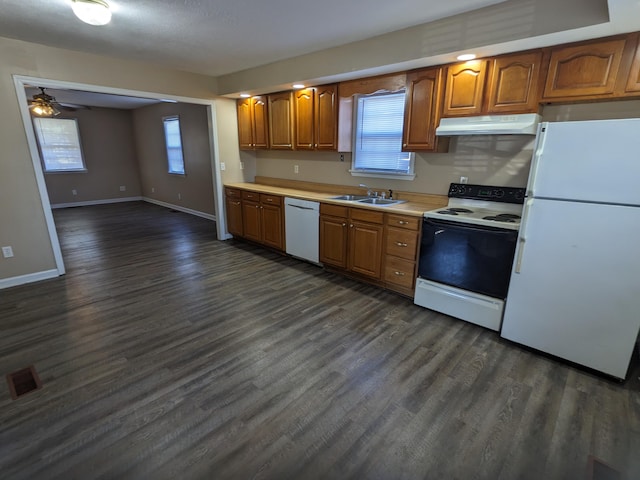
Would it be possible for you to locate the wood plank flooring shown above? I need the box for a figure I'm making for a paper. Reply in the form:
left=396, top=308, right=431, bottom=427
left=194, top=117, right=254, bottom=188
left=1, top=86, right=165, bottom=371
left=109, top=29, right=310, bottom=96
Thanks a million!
left=1, top=201, right=638, bottom=480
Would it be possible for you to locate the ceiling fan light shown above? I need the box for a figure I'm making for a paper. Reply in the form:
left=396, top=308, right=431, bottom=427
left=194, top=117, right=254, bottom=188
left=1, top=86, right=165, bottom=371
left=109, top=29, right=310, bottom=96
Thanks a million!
left=72, top=0, right=112, bottom=26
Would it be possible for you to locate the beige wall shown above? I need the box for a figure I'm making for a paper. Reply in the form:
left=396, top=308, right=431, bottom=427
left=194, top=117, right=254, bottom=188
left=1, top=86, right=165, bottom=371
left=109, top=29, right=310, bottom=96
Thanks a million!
left=133, top=102, right=215, bottom=215
left=44, top=108, right=141, bottom=204
left=0, top=36, right=215, bottom=283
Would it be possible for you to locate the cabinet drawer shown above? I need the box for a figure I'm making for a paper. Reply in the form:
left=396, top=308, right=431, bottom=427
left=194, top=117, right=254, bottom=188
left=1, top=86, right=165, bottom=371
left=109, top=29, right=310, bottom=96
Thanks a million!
left=242, top=190, right=261, bottom=201
left=350, top=208, right=384, bottom=224
left=260, top=194, right=282, bottom=206
left=386, top=214, right=420, bottom=230
left=225, top=188, right=242, bottom=198
left=384, top=256, right=416, bottom=289
left=320, top=203, right=348, bottom=218
left=386, top=228, right=419, bottom=260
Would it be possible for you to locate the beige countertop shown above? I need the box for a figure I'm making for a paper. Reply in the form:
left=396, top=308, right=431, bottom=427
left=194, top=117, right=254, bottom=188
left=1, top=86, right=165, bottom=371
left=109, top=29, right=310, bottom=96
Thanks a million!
left=225, top=182, right=447, bottom=216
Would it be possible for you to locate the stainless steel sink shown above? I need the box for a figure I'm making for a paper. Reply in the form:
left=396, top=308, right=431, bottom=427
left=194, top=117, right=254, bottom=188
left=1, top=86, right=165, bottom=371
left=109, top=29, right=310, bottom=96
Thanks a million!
left=330, top=195, right=370, bottom=201
left=357, top=198, right=405, bottom=205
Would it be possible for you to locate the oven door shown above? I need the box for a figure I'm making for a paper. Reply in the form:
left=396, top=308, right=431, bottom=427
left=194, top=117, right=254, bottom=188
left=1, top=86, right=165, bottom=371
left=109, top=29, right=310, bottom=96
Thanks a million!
left=418, top=218, right=518, bottom=299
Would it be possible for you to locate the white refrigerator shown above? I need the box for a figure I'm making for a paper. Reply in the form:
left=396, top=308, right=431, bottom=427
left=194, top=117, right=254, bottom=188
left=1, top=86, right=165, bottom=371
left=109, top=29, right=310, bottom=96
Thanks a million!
left=500, top=118, right=640, bottom=379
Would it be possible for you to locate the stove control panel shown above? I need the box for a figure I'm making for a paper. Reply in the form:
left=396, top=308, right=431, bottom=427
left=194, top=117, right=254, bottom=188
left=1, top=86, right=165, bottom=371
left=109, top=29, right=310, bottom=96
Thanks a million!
left=448, top=183, right=525, bottom=204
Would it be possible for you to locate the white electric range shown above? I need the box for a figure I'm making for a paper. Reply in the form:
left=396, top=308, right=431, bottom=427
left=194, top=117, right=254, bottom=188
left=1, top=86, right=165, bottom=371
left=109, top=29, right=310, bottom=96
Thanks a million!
left=415, top=183, right=526, bottom=331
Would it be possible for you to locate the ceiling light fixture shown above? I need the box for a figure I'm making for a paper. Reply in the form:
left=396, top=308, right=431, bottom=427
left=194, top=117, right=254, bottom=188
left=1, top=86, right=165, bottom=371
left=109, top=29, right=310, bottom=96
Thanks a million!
left=457, top=53, right=477, bottom=61
left=71, top=0, right=112, bottom=26
left=240, top=93, right=251, bottom=98
left=292, top=84, right=305, bottom=89
left=29, top=88, right=61, bottom=117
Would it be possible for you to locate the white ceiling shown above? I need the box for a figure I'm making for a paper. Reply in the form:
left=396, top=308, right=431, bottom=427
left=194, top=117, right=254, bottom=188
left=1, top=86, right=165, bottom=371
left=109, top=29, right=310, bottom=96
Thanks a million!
left=2, top=0, right=509, bottom=77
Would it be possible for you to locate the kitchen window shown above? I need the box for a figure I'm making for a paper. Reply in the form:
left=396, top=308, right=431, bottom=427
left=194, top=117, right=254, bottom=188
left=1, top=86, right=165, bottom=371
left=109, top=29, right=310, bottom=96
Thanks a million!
left=350, top=91, right=414, bottom=180
left=163, top=116, right=185, bottom=175
left=33, top=117, right=86, bottom=173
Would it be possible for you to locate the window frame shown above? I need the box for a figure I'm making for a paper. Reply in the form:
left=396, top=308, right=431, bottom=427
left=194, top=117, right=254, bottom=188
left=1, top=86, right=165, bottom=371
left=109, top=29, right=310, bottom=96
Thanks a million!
left=33, top=117, right=87, bottom=174
left=350, top=90, right=415, bottom=180
left=163, top=115, right=186, bottom=175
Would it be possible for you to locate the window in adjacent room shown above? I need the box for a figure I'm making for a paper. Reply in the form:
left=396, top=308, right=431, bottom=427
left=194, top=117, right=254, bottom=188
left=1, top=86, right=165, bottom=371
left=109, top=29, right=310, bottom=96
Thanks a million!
left=163, top=115, right=185, bottom=175
left=33, top=117, right=86, bottom=173
left=350, top=91, right=414, bottom=179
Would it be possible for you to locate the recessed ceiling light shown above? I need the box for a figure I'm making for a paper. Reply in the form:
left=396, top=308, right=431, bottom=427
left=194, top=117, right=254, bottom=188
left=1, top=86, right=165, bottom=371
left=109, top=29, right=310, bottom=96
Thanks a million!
left=292, top=84, right=305, bottom=89
left=240, top=93, right=251, bottom=98
left=71, top=0, right=112, bottom=26
left=457, top=53, right=477, bottom=61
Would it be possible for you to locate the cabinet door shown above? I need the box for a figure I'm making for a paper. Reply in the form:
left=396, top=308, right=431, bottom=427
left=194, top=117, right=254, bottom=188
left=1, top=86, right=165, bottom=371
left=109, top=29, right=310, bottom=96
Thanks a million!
left=402, top=67, right=443, bottom=151
left=314, top=84, right=338, bottom=150
left=225, top=197, right=243, bottom=237
left=486, top=52, right=542, bottom=114
left=625, top=37, right=640, bottom=93
left=348, top=221, right=383, bottom=279
left=442, top=60, right=488, bottom=117
left=242, top=201, right=261, bottom=242
left=268, top=92, right=294, bottom=149
left=261, top=204, right=284, bottom=251
left=236, top=98, right=254, bottom=150
left=252, top=96, right=269, bottom=149
left=319, top=215, right=348, bottom=268
left=294, top=88, right=315, bottom=150
left=542, top=39, right=626, bottom=99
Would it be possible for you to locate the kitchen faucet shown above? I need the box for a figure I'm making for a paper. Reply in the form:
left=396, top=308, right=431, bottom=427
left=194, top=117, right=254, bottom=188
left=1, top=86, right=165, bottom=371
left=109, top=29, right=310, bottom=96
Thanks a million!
left=359, top=184, right=378, bottom=197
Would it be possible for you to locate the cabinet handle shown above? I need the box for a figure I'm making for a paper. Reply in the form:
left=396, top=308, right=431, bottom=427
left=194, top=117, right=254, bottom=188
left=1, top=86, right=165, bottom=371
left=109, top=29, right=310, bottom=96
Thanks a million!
left=342, top=223, right=346, bottom=227
left=349, top=224, right=354, bottom=228
left=398, top=220, right=409, bottom=225
left=395, top=242, right=408, bottom=247
left=232, top=201, right=240, bottom=205
left=266, top=198, right=273, bottom=202
left=255, top=205, right=260, bottom=209
left=309, top=143, right=313, bottom=147
left=402, top=144, right=407, bottom=148
left=314, top=144, right=318, bottom=148
left=394, top=271, right=406, bottom=276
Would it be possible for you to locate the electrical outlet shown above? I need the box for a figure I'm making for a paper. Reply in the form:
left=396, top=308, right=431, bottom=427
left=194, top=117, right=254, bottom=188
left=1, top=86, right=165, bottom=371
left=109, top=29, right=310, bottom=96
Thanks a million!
left=220, top=162, right=226, bottom=171
left=240, top=162, right=244, bottom=170
left=178, top=193, right=182, bottom=200
left=340, top=154, right=345, bottom=162
left=72, top=189, right=77, bottom=196
left=119, top=185, right=126, bottom=191
left=294, top=165, right=299, bottom=174
left=460, top=176, right=468, bottom=184
left=151, top=187, right=155, bottom=193
left=2, top=246, right=14, bottom=258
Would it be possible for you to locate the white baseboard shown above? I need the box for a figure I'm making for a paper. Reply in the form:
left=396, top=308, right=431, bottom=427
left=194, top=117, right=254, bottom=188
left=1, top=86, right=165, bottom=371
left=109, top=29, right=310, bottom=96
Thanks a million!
left=142, top=197, right=216, bottom=221
left=51, top=197, right=143, bottom=209
left=0, top=269, right=60, bottom=290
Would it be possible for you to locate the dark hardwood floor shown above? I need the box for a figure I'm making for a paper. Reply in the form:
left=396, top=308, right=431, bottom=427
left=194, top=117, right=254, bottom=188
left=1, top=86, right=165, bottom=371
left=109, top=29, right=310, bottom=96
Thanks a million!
left=1, top=201, right=638, bottom=480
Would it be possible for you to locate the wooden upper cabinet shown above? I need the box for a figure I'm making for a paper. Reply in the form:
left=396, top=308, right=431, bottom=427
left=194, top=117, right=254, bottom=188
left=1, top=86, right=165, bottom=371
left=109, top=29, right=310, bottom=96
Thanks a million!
left=542, top=39, right=627, bottom=99
left=314, top=84, right=338, bottom=150
left=268, top=91, right=294, bottom=149
left=625, top=36, right=640, bottom=93
left=293, top=85, right=338, bottom=150
left=402, top=67, right=444, bottom=151
left=486, top=52, right=542, bottom=114
left=236, top=96, right=268, bottom=150
left=442, top=60, right=488, bottom=117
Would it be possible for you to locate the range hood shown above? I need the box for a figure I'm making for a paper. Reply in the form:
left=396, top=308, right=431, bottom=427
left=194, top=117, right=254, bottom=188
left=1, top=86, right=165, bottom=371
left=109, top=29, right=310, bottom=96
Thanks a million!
left=435, top=113, right=541, bottom=136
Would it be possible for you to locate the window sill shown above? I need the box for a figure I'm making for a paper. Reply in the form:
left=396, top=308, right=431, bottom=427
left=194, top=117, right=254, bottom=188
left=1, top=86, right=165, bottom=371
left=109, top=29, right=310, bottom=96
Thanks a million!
left=349, top=170, right=416, bottom=181
left=44, top=169, right=88, bottom=174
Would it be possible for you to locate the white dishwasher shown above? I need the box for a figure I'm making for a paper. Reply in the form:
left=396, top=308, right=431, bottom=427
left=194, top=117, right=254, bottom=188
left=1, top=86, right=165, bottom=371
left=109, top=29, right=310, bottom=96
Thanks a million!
left=284, top=197, right=320, bottom=264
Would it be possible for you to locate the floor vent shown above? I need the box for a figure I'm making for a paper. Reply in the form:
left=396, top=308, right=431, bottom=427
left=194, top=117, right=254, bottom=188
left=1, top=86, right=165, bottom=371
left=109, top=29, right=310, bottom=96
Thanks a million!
left=587, top=455, right=622, bottom=480
left=6, top=365, right=42, bottom=400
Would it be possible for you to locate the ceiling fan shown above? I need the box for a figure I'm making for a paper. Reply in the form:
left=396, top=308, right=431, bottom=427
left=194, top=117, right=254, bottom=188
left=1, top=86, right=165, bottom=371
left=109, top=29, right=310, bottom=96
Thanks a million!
left=28, top=87, right=89, bottom=117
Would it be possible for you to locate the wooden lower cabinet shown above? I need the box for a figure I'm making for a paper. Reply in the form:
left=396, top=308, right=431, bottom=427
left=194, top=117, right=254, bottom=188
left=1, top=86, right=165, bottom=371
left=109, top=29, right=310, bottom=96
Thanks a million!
left=383, top=213, right=421, bottom=296
left=225, top=188, right=284, bottom=251
left=319, top=204, right=384, bottom=280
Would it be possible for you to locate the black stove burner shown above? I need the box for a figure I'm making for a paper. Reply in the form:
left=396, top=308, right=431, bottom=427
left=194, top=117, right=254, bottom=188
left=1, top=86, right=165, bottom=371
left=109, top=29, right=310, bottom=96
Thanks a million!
left=483, top=216, right=517, bottom=223
left=437, top=208, right=473, bottom=215
left=494, top=213, right=521, bottom=219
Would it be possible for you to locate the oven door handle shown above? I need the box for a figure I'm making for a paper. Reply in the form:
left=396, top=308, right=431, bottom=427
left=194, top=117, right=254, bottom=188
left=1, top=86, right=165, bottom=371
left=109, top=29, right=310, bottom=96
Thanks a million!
left=424, top=218, right=518, bottom=237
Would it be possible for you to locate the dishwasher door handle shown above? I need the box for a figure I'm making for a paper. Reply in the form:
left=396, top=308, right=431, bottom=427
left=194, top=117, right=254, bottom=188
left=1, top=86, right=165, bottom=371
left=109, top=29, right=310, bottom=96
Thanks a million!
left=287, top=204, right=316, bottom=211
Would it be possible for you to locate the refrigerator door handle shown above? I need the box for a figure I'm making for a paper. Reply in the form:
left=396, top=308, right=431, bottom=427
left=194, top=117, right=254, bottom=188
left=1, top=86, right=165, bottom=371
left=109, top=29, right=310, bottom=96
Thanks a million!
left=514, top=237, right=526, bottom=273
left=526, top=123, right=547, bottom=198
